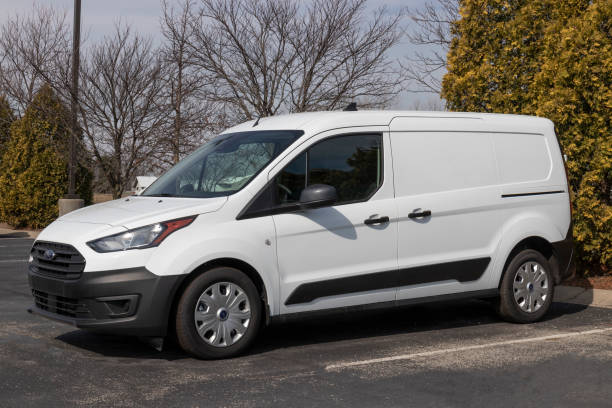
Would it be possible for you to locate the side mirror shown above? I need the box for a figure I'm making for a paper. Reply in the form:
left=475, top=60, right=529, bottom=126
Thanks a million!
left=299, top=184, right=338, bottom=210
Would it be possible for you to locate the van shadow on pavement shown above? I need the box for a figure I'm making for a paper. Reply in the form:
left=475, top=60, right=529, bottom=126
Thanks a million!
left=54, top=299, right=589, bottom=361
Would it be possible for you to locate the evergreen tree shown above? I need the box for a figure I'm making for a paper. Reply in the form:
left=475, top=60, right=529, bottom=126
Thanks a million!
left=442, top=0, right=590, bottom=112
left=0, top=95, right=14, bottom=163
left=442, top=0, right=611, bottom=272
left=0, top=85, right=92, bottom=228
left=531, top=0, right=611, bottom=270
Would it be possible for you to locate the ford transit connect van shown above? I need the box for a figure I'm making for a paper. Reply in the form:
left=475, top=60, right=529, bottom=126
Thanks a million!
left=28, top=111, right=574, bottom=359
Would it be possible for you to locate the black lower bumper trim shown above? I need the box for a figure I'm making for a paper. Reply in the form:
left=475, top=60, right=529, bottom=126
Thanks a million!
left=28, top=305, right=79, bottom=325
left=28, top=267, right=186, bottom=336
left=552, top=223, right=576, bottom=281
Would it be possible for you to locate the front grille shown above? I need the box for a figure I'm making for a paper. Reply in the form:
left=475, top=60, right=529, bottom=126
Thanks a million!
left=29, top=241, right=85, bottom=280
left=32, top=289, right=91, bottom=318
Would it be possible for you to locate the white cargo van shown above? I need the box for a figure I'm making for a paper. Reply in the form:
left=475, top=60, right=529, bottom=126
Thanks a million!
left=28, top=111, right=574, bottom=359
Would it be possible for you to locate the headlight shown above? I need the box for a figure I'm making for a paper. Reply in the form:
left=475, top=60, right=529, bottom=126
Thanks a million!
left=87, top=216, right=196, bottom=253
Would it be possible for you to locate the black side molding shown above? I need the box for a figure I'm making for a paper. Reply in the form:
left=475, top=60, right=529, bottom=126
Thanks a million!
left=285, top=269, right=397, bottom=305
left=285, top=257, right=490, bottom=306
left=273, top=289, right=499, bottom=324
left=501, top=190, right=564, bottom=198
left=397, top=257, right=490, bottom=287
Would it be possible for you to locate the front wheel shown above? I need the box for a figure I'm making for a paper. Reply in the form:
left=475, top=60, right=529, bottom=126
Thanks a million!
left=497, top=249, right=555, bottom=323
left=175, top=267, right=262, bottom=359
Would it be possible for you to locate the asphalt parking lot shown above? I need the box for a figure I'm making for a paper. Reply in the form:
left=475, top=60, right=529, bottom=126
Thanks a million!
left=1, top=236, right=611, bottom=407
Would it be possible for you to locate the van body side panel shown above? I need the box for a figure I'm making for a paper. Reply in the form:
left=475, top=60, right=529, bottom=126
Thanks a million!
left=273, top=128, right=399, bottom=314
left=487, top=207, right=569, bottom=287
left=390, top=129, right=503, bottom=300
left=488, top=126, right=571, bottom=286
left=146, top=197, right=281, bottom=315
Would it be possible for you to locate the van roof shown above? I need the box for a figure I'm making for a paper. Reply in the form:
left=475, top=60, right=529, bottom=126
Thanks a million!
left=222, top=110, right=554, bottom=136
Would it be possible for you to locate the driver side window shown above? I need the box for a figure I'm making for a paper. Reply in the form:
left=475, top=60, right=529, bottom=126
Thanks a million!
left=239, top=133, right=383, bottom=219
left=275, top=133, right=382, bottom=206
left=276, top=152, right=307, bottom=204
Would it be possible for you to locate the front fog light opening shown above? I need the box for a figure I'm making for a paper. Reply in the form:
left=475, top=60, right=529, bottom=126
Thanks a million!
left=95, top=295, right=139, bottom=318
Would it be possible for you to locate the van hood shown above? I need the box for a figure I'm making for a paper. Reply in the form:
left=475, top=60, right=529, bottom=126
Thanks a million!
left=58, top=196, right=228, bottom=229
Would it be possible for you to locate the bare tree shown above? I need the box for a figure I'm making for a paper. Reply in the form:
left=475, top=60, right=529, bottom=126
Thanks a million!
left=288, top=0, right=403, bottom=112
left=403, top=0, right=458, bottom=94
left=0, top=4, right=93, bottom=191
left=408, top=97, right=446, bottom=111
left=0, top=4, right=71, bottom=115
left=0, top=0, right=410, bottom=198
left=186, top=0, right=404, bottom=121
left=159, top=0, right=225, bottom=167
left=78, top=25, right=165, bottom=198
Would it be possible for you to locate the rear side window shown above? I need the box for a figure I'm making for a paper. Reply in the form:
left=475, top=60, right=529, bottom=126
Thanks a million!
left=493, top=133, right=551, bottom=184
left=390, top=132, right=497, bottom=196
left=276, top=134, right=382, bottom=205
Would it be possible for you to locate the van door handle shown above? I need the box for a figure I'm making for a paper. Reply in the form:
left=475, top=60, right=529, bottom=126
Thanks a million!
left=408, top=210, right=431, bottom=219
left=364, top=216, right=389, bottom=225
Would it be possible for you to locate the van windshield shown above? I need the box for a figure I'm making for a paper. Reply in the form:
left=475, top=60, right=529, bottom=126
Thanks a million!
left=143, top=130, right=303, bottom=198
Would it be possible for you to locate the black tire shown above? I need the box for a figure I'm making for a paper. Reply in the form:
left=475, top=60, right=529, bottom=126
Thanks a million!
left=175, top=267, right=262, bottom=359
left=497, top=249, right=555, bottom=323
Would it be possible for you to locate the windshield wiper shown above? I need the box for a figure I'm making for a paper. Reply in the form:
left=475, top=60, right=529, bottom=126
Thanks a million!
left=145, top=193, right=176, bottom=197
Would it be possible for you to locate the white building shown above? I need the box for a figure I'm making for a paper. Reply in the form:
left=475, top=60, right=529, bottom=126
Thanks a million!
left=133, top=176, right=157, bottom=195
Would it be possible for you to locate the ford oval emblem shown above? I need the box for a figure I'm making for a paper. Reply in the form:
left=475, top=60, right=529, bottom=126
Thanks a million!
left=43, top=249, right=56, bottom=260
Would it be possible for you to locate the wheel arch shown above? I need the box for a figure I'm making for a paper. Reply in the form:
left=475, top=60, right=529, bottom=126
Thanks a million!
left=167, top=257, right=271, bottom=336
left=498, top=236, right=562, bottom=288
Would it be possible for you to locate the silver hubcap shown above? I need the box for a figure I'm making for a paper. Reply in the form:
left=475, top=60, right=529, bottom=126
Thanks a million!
left=194, top=282, right=251, bottom=347
left=513, top=261, right=549, bottom=313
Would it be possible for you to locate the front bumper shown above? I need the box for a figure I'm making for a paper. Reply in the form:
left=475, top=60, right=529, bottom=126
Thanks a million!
left=28, top=267, right=185, bottom=336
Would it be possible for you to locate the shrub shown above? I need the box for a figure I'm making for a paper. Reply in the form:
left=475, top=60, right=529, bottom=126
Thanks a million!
left=532, top=0, right=611, bottom=272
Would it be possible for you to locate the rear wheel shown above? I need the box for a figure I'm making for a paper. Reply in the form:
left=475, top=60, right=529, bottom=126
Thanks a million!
left=497, top=249, right=554, bottom=323
left=175, top=267, right=262, bottom=359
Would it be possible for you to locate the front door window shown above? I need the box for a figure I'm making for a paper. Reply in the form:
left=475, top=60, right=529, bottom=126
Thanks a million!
left=276, top=134, right=382, bottom=206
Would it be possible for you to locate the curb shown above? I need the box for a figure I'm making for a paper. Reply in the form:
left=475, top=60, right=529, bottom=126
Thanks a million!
left=0, top=228, right=40, bottom=239
left=555, top=285, right=612, bottom=309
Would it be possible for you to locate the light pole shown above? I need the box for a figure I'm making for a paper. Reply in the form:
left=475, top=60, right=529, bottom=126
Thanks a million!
left=59, top=0, right=84, bottom=216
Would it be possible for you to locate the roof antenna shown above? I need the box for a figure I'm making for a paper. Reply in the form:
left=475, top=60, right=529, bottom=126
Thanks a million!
left=252, top=116, right=261, bottom=127
left=343, top=102, right=357, bottom=111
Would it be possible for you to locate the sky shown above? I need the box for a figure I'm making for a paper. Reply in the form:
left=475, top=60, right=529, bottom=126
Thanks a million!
left=0, top=0, right=445, bottom=108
